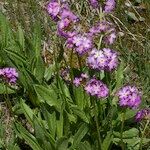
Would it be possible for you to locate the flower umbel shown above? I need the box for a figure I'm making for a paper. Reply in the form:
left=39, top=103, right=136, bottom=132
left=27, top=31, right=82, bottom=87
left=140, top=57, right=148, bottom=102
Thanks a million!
left=0, top=68, right=18, bottom=84
left=118, top=86, right=141, bottom=109
left=135, top=109, right=150, bottom=122
left=87, top=48, right=118, bottom=71
left=104, top=0, right=116, bottom=13
left=85, top=78, right=109, bottom=98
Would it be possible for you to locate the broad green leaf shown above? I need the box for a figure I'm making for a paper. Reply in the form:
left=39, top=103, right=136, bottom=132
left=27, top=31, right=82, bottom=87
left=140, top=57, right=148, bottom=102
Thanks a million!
left=17, top=25, right=24, bottom=52
left=71, top=106, right=89, bottom=123
left=33, top=116, right=45, bottom=146
left=0, top=83, right=15, bottom=94
left=14, top=122, right=42, bottom=150
left=117, top=109, right=136, bottom=121
left=113, top=128, right=139, bottom=138
left=112, top=61, right=124, bottom=106
left=34, top=84, right=61, bottom=110
left=44, top=65, right=55, bottom=81
left=34, top=56, right=45, bottom=83
left=56, top=137, right=69, bottom=150
left=4, top=49, right=26, bottom=64
left=76, top=141, right=92, bottom=150
left=56, top=112, right=64, bottom=138
left=71, top=123, right=89, bottom=149
left=0, top=12, right=12, bottom=47
left=33, top=21, right=41, bottom=57
left=102, top=132, right=113, bottom=150
left=34, top=116, right=56, bottom=148
left=66, top=112, right=77, bottom=123
left=20, top=99, right=34, bottom=125
left=123, top=128, right=139, bottom=138
left=42, top=108, right=56, bottom=138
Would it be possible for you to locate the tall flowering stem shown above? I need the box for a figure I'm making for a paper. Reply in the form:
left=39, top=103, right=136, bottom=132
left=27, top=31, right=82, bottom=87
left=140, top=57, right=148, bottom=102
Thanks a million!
left=120, top=110, right=126, bottom=150
left=4, top=84, right=13, bottom=114
left=139, top=120, right=150, bottom=150
left=91, top=96, right=102, bottom=149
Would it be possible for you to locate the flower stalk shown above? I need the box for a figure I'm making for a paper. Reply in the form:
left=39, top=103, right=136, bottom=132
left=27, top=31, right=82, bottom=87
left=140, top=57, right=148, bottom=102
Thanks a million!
left=139, top=120, right=149, bottom=150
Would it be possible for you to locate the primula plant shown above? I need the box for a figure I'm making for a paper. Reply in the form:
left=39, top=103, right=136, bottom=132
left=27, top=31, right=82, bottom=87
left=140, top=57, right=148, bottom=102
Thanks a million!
left=0, top=0, right=150, bottom=150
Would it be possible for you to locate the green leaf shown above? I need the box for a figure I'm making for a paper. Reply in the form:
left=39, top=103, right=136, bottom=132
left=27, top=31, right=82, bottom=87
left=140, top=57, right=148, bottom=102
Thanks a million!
left=14, top=122, right=42, bottom=150
left=0, top=83, right=15, bottom=94
left=56, top=137, right=69, bottom=150
left=20, top=99, right=34, bottom=125
left=113, top=128, right=139, bottom=138
left=0, top=12, right=12, bottom=47
left=44, top=65, right=55, bottom=81
left=71, top=106, right=89, bottom=123
left=112, top=61, right=124, bottom=106
left=34, top=84, right=61, bottom=110
left=17, top=25, right=24, bottom=52
left=33, top=21, right=41, bottom=57
left=34, top=56, right=45, bottom=83
left=33, top=116, right=45, bottom=146
left=117, top=109, right=136, bottom=121
left=42, top=107, right=56, bottom=138
left=74, top=87, right=86, bottom=110
left=56, top=112, right=64, bottom=138
left=71, top=123, right=89, bottom=149
left=4, top=49, right=26, bottom=64
left=123, top=128, right=139, bottom=138
left=102, top=132, right=113, bottom=150
left=66, top=112, right=77, bottom=123
left=76, top=141, right=92, bottom=150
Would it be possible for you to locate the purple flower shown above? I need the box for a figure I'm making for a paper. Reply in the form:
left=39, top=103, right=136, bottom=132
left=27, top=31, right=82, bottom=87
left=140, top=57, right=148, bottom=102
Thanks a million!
left=66, top=31, right=78, bottom=48
left=47, top=1, right=61, bottom=19
left=117, top=86, right=141, bottom=109
left=69, top=34, right=93, bottom=55
left=57, top=18, right=71, bottom=30
left=73, top=73, right=89, bottom=87
left=87, top=48, right=118, bottom=71
left=104, top=0, right=116, bottom=13
left=135, top=109, right=150, bottom=122
left=104, top=32, right=116, bottom=45
left=88, top=21, right=111, bottom=36
left=73, top=77, right=82, bottom=87
left=85, top=78, right=109, bottom=98
left=81, top=73, right=89, bottom=79
left=89, top=0, right=99, bottom=8
left=0, top=68, right=18, bottom=84
left=60, top=7, right=79, bottom=23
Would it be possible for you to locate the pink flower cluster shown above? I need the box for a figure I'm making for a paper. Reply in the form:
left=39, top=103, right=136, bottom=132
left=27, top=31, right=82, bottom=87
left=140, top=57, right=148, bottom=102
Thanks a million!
left=73, top=73, right=89, bottom=87
left=87, top=48, right=118, bottom=71
left=89, top=21, right=117, bottom=45
left=89, top=0, right=99, bottom=9
left=117, top=86, right=141, bottom=109
left=104, top=0, right=116, bottom=13
left=0, top=67, right=18, bottom=84
left=85, top=78, right=109, bottom=98
left=88, top=0, right=116, bottom=13
left=47, top=1, right=147, bottom=123
left=135, top=108, right=150, bottom=122
left=47, top=1, right=94, bottom=55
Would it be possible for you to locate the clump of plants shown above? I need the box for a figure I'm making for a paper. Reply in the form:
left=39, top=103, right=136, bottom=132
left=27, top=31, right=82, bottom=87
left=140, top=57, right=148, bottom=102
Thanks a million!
left=0, top=0, right=150, bottom=149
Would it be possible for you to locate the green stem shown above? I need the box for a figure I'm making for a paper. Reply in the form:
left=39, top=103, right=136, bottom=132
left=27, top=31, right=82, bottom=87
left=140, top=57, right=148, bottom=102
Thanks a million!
left=4, top=84, right=12, bottom=114
left=97, top=35, right=103, bottom=50
left=77, top=54, right=82, bottom=71
left=120, top=111, right=126, bottom=150
left=139, top=120, right=149, bottom=150
left=93, top=98, right=102, bottom=149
